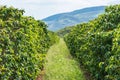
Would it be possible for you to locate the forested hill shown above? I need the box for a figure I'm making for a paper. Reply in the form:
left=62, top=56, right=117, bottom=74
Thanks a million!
left=43, top=6, right=105, bottom=31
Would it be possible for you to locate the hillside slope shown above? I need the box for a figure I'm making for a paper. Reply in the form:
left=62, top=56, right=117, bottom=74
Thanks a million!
left=43, top=6, right=105, bottom=31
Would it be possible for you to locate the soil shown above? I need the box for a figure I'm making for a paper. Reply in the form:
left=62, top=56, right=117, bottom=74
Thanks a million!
left=36, top=70, right=45, bottom=80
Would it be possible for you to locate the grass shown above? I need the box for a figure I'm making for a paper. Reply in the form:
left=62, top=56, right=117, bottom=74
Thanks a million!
left=43, top=38, right=85, bottom=80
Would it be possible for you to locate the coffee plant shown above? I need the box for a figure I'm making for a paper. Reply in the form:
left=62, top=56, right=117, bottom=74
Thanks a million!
left=64, top=5, right=120, bottom=80
left=0, top=6, right=59, bottom=79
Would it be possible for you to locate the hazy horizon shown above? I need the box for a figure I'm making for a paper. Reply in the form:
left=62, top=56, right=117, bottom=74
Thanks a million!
left=0, top=0, right=120, bottom=19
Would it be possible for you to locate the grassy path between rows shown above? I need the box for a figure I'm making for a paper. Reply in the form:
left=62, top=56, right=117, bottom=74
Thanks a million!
left=43, top=38, right=85, bottom=80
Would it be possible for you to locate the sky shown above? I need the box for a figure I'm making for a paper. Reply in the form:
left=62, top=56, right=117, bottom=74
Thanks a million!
left=0, top=0, right=120, bottom=20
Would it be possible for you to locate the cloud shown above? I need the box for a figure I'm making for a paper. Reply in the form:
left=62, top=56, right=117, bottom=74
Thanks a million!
left=108, top=0, right=120, bottom=5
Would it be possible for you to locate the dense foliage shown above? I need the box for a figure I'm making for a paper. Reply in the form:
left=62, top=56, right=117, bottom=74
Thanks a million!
left=0, top=6, right=58, bottom=79
left=56, top=26, right=72, bottom=37
left=64, top=5, right=120, bottom=80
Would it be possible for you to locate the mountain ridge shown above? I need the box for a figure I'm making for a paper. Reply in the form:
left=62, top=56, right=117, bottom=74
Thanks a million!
left=42, top=6, right=105, bottom=31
